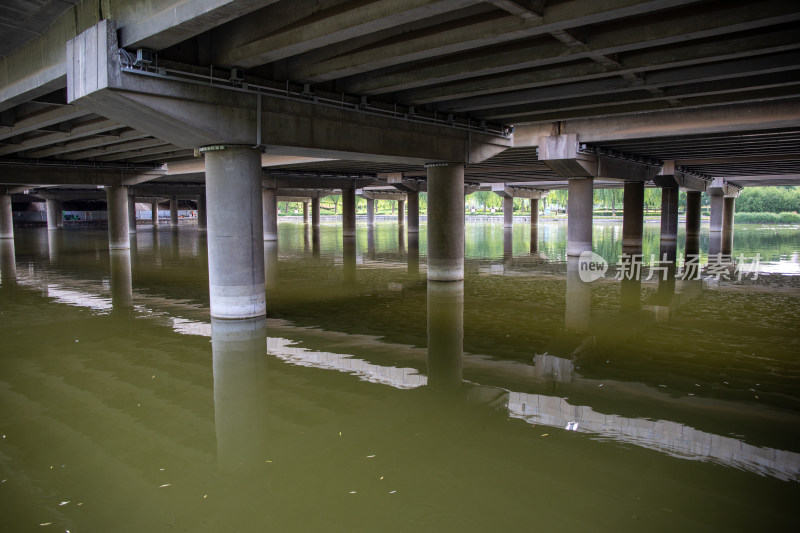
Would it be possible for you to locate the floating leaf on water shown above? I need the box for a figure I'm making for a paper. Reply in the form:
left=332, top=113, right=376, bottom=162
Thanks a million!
left=541, top=433, right=549, bottom=437
left=58, top=501, right=69, bottom=506
left=39, top=523, right=52, bottom=526
left=389, top=491, right=397, bottom=494
left=159, top=484, right=171, bottom=488
left=349, top=491, right=357, bottom=494
left=366, top=455, right=376, bottom=458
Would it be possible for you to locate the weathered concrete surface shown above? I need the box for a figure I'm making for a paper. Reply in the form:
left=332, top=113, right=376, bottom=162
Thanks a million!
left=205, top=146, right=264, bottom=319
left=262, top=188, right=277, bottom=241
left=0, top=195, right=13, bottom=239
left=427, top=163, right=464, bottom=281
left=105, top=185, right=130, bottom=250
left=622, top=181, right=644, bottom=249
left=567, top=178, right=593, bottom=256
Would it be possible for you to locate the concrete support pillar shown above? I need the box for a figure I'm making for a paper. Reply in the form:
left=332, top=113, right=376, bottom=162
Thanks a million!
left=427, top=280, right=463, bottom=392
left=709, top=195, right=724, bottom=232
left=723, top=197, right=736, bottom=232
left=426, top=163, right=465, bottom=281
left=503, top=196, right=514, bottom=228
left=530, top=198, right=539, bottom=226
left=685, top=191, right=701, bottom=237
left=302, top=201, right=309, bottom=224
left=46, top=199, right=63, bottom=230
left=0, top=195, right=13, bottom=240
left=342, top=187, right=356, bottom=238
left=366, top=198, right=375, bottom=227
left=105, top=185, right=130, bottom=250
left=170, top=195, right=179, bottom=227
left=407, top=191, right=419, bottom=233
left=311, top=197, right=321, bottom=228
left=660, top=187, right=679, bottom=242
left=622, top=181, right=644, bottom=250
left=398, top=199, right=405, bottom=226
left=197, top=194, right=207, bottom=232
left=127, top=195, right=137, bottom=234
left=567, top=178, right=593, bottom=256
left=204, top=145, right=265, bottom=319
left=151, top=200, right=160, bottom=227
left=262, top=188, right=278, bottom=241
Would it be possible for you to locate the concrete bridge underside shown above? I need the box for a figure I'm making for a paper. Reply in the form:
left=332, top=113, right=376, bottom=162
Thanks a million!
left=1, top=0, right=799, bottom=317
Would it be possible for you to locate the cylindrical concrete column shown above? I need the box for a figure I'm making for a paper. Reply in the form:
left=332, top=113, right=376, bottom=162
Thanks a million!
left=530, top=198, right=539, bottom=226
left=685, top=191, right=701, bottom=237
left=342, top=187, right=356, bottom=238
left=723, top=197, right=736, bottom=231
left=426, top=163, right=464, bottom=281
left=0, top=195, right=13, bottom=240
left=311, top=197, right=321, bottom=228
left=427, top=280, right=463, bottom=392
left=366, top=198, right=375, bottom=227
left=127, top=195, right=137, bottom=234
left=46, top=199, right=63, bottom=230
left=709, top=195, right=724, bottom=232
left=204, top=145, right=265, bottom=319
left=151, top=200, right=160, bottom=227
left=262, top=188, right=278, bottom=241
left=170, top=195, right=179, bottom=227
left=398, top=199, right=405, bottom=226
left=567, top=178, right=593, bottom=256
left=105, top=185, right=130, bottom=250
left=302, top=201, right=309, bottom=224
left=660, top=187, right=679, bottom=242
left=622, top=181, right=644, bottom=249
left=501, top=196, right=512, bottom=228
left=197, top=194, right=207, bottom=232
left=407, top=191, right=419, bottom=234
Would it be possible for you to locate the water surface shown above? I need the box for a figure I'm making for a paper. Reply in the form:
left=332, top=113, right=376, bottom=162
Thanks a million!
left=1, top=220, right=799, bottom=532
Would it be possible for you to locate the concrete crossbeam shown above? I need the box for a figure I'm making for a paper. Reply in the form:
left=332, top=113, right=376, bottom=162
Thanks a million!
left=0, top=164, right=165, bottom=187
left=514, top=99, right=800, bottom=147
left=65, top=21, right=509, bottom=165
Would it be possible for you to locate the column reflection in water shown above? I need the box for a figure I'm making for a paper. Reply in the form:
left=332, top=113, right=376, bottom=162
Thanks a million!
left=303, top=225, right=310, bottom=255
left=367, top=227, right=376, bottom=261
left=407, top=232, right=419, bottom=276
left=503, top=227, right=513, bottom=266
left=212, top=318, right=269, bottom=472
left=47, top=229, right=61, bottom=264
left=312, top=227, right=320, bottom=259
left=264, top=241, right=278, bottom=290
left=427, top=281, right=463, bottom=392
left=109, top=249, right=133, bottom=311
left=656, top=240, right=677, bottom=309
left=343, top=236, right=356, bottom=285
left=565, top=257, right=591, bottom=332
left=530, top=224, right=539, bottom=254
left=398, top=227, right=406, bottom=257
left=0, top=239, right=16, bottom=288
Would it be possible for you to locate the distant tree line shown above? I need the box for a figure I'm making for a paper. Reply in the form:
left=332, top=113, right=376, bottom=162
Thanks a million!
left=734, top=186, right=800, bottom=213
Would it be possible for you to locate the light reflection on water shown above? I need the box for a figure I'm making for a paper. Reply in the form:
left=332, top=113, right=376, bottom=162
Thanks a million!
left=1, top=222, right=799, bottom=531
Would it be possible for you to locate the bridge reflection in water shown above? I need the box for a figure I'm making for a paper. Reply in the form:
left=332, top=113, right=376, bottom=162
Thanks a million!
left=15, top=253, right=797, bottom=482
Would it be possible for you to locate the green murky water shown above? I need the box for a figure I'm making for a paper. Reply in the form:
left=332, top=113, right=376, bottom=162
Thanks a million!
left=1, top=220, right=799, bottom=532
